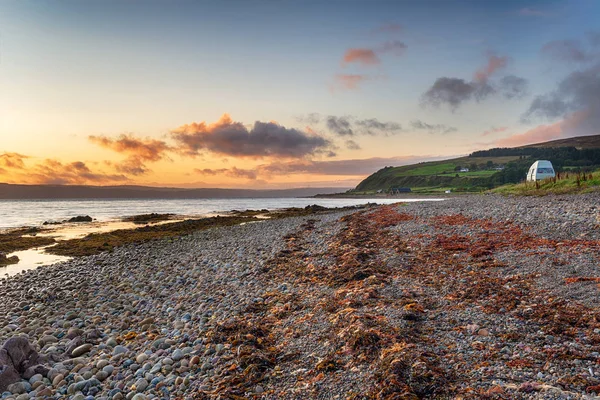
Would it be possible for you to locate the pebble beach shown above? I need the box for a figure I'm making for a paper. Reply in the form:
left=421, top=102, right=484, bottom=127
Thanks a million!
left=1, top=193, right=600, bottom=399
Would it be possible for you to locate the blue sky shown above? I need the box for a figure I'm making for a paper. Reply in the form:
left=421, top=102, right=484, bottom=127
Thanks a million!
left=0, top=0, right=599, bottom=187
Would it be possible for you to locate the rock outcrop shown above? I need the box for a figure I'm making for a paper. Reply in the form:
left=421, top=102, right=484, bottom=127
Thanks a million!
left=0, top=337, right=48, bottom=392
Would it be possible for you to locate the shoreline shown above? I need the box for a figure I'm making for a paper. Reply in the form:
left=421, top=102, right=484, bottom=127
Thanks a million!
left=0, top=202, right=392, bottom=277
left=1, top=193, right=599, bottom=398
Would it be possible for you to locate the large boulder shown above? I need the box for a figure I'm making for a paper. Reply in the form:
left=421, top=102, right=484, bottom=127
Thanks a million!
left=0, top=337, right=48, bottom=392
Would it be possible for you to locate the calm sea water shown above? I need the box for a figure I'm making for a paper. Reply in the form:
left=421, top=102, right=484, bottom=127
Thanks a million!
left=0, top=197, right=444, bottom=229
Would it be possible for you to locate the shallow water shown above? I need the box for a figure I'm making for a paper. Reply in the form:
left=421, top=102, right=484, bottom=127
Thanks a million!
left=1, top=246, right=71, bottom=278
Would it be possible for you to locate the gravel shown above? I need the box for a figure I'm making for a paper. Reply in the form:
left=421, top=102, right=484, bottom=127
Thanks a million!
left=0, top=193, right=599, bottom=399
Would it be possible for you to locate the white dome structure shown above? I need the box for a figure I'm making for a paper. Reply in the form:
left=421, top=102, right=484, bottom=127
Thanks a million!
left=526, top=160, right=555, bottom=182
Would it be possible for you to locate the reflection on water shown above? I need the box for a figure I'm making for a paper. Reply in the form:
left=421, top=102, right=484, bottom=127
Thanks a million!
left=0, top=246, right=71, bottom=278
left=36, top=218, right=186, bottom=240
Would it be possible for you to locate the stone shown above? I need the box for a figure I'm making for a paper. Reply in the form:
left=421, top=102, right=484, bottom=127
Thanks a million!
left=52, top=373, right=65, bottom=386
left=102, top=365, right=114, bottom=375
left=113, top=345, right=128, bottom=356
left=71, top=344, right=93, bottom=358
left=135, top=354, right=148, bottom=364
left=37, top=387, right=53, bottom=397
left=466, top=324, right=480, bottom=335
left=172, top=349, right=184, bottom=361
left=7, top=381, right=31, bottom=394
left=95, top=371, right=109, bottom=381
left=29, top=373, right=43, bottom=384
left=39, top=335, right=58, bottom=346
left=65, top=337, right=83, bottom=357
left=66, top=328, right=84, bottom=339
left=134, top=378, right=148, bottom=392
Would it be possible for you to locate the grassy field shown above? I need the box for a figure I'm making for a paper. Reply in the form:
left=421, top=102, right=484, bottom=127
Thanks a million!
left=492, top=171, right=600, bottom=195
left=382, top=156, right=521, bottom=178
left=436, top=170, right=499, bottom=178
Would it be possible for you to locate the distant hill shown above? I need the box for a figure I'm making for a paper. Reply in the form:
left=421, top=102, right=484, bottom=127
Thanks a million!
left=520, top=134, right=600, bottom=149
left=355, top=134, right=600, bottom=193
left=0, top=184, right=348, bottom=200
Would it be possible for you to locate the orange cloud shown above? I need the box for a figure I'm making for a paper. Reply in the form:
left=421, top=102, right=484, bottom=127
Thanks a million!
left=0, top=158, right=128, bottom=185
left=0, top=153, right=28, bottom=169
left=494, top=111, right=589, bottom=147
left=474, top=55, right=508, bottom=82
left=481, top=126, right=508, bottom=137
left=89, top=133, right=172, bottom=176
left=333, top=74, right=368, bottom=90
left=342, top=48, right=380, bottom=66
left=89, top=134, right=171, bottom=162
left=194, top=166, right=257, bottom=180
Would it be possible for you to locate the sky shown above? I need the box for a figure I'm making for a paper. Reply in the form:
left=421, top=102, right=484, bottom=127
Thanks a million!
left=0, top=0, right=599, bottom=189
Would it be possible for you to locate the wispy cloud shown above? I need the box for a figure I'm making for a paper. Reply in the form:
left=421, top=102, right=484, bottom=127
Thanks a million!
left=194, top=167, right=257, bottom=180
left=260, top=156, right=447, bottom=176
left=342, top=48, right=380, bottom=66
left=542, top=39, right=593, bottom=63
left=332, top=74, right=369, bottom=90
left=0, top=158, right=129, bottom=185
left=519, top=35, right=600, bottom=143
left=421, top=54, right=527, bottom=110
left=89, top=134, right=172, bottom=176
left=379, top=40, right=407, bottom=56
left=89, top=134, right=171, bottom=162
left=345, top=140, right=361, bottom=150
left=494, top=119, right=563, bottom=147
left=474, top=55, right=508, bottom=82
left=325, top=115, right=402, bottom=136
left=410, top=120, right=457, bottom=134
left=481, top=126, right=508, bottom=137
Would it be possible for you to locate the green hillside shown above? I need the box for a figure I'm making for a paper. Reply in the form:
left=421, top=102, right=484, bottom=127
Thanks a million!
left=354, top=135, right=600, bottom=193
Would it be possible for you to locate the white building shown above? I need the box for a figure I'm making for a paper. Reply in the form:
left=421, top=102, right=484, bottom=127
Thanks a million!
left=526, top=160, right=556, bottom=182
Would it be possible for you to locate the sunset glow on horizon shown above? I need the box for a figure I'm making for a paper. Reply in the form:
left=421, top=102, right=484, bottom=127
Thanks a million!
left=1, top=0, right=599, bottom=188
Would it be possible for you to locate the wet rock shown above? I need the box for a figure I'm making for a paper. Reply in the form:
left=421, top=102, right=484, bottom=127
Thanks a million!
left=67, top=215, right=93, bottom=223
left=0, top=253, right=19, bottom=266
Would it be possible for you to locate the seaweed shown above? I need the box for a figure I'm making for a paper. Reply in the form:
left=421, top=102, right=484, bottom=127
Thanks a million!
left=0, top=228, right=55, bottom=253
left=122, top=213, right=175, bottom=224
left=47, top=215, right=259, bottom=257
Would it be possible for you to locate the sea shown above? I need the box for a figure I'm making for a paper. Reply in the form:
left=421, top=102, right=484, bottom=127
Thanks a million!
left=0, top=197, right=445, bottom=277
